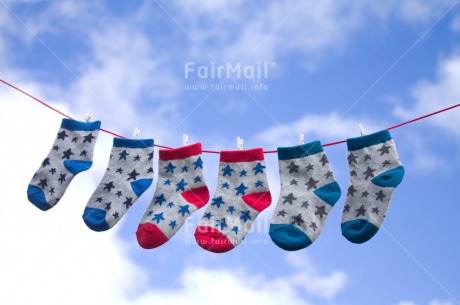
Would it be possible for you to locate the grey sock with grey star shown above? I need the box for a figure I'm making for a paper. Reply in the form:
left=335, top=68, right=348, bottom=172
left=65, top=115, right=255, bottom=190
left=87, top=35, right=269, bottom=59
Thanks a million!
left=27, top=118, right=101, bottom=211
left=341, top=130, right=405, bottom=244
left=83, top=137, right=154, bottom=231
left=269, top=141, right=341, bottom=251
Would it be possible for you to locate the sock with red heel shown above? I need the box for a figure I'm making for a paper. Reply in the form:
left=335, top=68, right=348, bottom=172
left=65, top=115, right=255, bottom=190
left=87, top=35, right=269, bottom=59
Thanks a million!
left=136, top=143, right=210, bottom=249
left=194, top=148, right=272, bottom=253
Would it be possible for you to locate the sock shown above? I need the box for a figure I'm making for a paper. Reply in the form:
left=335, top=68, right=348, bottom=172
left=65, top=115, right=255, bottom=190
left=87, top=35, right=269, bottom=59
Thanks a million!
left=27, top=118, right=101, bottom=211
left=269, top=141, right=341, bottom=251
left=136, top=143, right=210, bottom=249
left=341, top=130, right=404, bottom=244
left=194, top=148, right=272, bottom=253
left=83, top=137, right=154, bottom=232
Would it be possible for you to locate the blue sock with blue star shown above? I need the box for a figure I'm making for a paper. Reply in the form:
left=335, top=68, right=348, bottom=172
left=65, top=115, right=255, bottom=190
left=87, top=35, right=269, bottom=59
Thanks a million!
left=342, top=130, right=404, bottom=244
left=27, top=118, right=101, bottom=211
left=194, top=148, right=272, bottom=253
left=136, top=143, right=209, bottom=249
left=83, top=137, right=154, bottom=232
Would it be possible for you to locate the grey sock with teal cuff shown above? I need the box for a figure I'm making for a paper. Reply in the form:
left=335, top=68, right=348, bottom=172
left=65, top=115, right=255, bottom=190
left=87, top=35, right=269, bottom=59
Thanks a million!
left=341, top=130, right=404, bottom=244
left=269, top=141, right=341, bottom=251
left=27, top=118, right=101, bottom=211
left=83, top=137, right=154, bottom=231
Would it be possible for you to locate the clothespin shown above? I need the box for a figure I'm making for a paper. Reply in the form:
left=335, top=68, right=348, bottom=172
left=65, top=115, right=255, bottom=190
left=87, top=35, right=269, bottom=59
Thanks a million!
left=183, top=134, right=189, bottom=146
left=132, top=127, right=140, bottom=139
left=298, top=132, right=304, bottom=144
left=358, top=123, right=366, bottom=136
left=237, top=137, right=244, bottom=150
left=85, top=110, right=93, bottom=122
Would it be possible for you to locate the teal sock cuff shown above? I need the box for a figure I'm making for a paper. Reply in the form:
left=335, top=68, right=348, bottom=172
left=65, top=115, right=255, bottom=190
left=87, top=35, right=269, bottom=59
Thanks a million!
left=347, top=130, right=392, bottom=151
left=277, top=140, right=323, bottom=160
left=113, top=137, right=154, bottom=148
left=61, top=118, right=101, bottom=131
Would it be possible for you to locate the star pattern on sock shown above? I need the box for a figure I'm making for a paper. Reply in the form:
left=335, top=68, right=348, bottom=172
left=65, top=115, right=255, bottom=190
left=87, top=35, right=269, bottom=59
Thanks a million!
left=291, top=214, right=305, bottom=226
left=42, top=158, right=50, bottom=167
left=195, top=155, right=270, bottom=252
left=253, top=162, right=266, bottom=174
left=83, top=141, right=155, bottom=231
left=83, top=133, right=96, bottom=143
left=57, top=130, right=68, bottom=140
left=283, top=193, right=297, bottom=204
left=119, top=150, right=129, bottom=161
left=287, top=162, right=299, bottom=173
left=235, top=183, right=248, bottom=195
left=136, top=150, right=209, bottom=248
left=152, top=212, right=164, bottom=224
left=314, top=205, right=327, bottom=219
left=240, top=210, right=251, bottom=222
left=270, top=148, right=341, bottom=251
left=341, top=135, right=404, bottom=244
left=62, top=148, right=74, bottom=160
left=277, top=210, right=287, bottom=217
left=211, top=196, right=225, bottom=208
left=29, top=122, right=101, bottom=211
left=222, top=164, right=234, bottom=176
left=127, top=169, right=140, bottom=181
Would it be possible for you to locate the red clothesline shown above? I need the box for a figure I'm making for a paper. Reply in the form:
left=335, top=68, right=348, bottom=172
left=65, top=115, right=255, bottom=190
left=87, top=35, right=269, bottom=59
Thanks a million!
left=1, top=78, right=459, bottom=154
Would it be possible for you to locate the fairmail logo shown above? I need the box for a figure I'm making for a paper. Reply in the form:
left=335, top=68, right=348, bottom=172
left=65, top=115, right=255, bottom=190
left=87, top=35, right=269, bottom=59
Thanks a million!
left=184, top=61, right=275, bottom=79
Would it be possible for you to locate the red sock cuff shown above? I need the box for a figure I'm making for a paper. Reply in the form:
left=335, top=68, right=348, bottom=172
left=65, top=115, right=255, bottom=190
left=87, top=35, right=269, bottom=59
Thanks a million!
left=220, top=148, right=264, bottom=163
left=159, top=143, right=202, bottom=161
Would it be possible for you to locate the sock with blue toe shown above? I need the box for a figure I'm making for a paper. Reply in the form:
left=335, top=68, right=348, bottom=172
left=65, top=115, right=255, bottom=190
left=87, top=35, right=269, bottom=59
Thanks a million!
left=27, top=118, right=101, bottom=211
left=269, top=141, right=341, bottom=251
left=83, top=137, right=154, bottom=231
left=341, top=130, right=404, bottom=244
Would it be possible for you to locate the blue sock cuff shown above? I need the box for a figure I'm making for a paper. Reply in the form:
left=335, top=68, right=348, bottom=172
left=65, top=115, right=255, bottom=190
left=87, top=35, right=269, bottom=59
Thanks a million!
left=113, top=137, right=154, bottom=149
left=277, top=140, right=323, bottom=160
left=61, top=118, right=101, bottom=131
left=347, top=130, right=392, bottom=151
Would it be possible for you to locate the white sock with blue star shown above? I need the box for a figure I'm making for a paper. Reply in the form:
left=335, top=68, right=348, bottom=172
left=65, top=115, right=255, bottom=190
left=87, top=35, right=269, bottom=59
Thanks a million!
left=83, top=137, right=154, bottom=231
left=194, top=148, right=272, bottom=253
left=342, top=130, right=404, bottom=244
left=27, top=118, right=101, bottom=211
left=136, top=143, right=210, bottom=249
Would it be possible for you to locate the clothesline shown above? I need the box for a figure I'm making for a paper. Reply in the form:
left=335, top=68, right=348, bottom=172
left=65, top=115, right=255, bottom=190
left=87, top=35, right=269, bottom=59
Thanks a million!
left=1, top=78, right=459, bottom=153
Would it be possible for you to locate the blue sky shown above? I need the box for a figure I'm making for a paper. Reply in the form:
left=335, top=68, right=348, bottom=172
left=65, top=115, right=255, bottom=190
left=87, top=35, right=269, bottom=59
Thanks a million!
left=1, top=1, right=460, bottom=305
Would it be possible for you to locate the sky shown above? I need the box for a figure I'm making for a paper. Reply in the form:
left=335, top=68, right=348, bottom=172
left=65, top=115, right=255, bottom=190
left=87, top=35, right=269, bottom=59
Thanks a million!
left=1, top=1, right=460, bottom=304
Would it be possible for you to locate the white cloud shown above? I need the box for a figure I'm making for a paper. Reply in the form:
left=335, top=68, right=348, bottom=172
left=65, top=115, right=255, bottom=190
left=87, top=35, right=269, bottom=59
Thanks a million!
left=0, top=0, right=181, bottom=141
left=172, top=0, right=454, bottom=67
left=285, top=252, right=347, bottom=299
left=451, top=16, right=460, bottom=31
left=0, top=96, right=146, bottom=305
left=173, top=0, right=363, bottom=64
left=124, top=251, right=347, bottom=305
left=394, top=54, right=460, bottom=136
left=429, top=300, right=455, bottom=305
left=60, top=21, right=181, bottom=137
left=130, top=267, right=311, bottom=305
left=386, top=53, right=460, bottom=172
left=396, top=300, right=455, bottom=305
left=395, top=0, right=452, bottom=24
left=367, top=0, right=455, bottom=24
